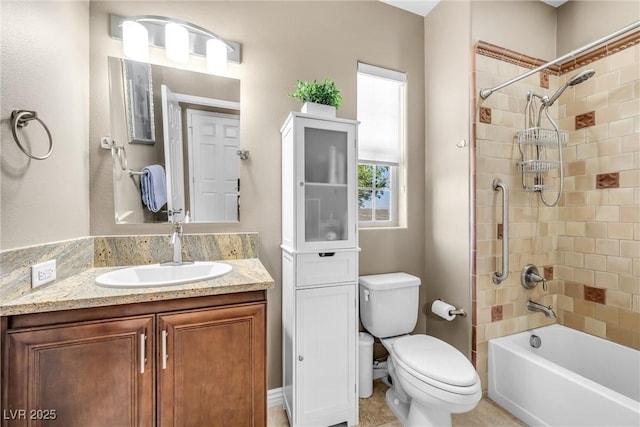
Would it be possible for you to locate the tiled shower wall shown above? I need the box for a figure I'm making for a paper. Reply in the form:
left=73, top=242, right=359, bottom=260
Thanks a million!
left=473, top=45, right=560, bottom=389
left=472, top=34, right=640, bottom=388
left=554, top=42, right=640, bottom=349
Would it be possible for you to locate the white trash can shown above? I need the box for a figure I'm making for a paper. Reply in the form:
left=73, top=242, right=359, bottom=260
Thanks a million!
left=358, top=332, right=374, bottom=398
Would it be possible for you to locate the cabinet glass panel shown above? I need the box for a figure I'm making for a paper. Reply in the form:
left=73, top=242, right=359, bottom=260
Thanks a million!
left=304, top=127, right=348, bottom=243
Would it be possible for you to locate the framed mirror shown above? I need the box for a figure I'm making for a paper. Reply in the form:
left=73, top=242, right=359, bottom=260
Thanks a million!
left=108, top=57, right=241, bottom=224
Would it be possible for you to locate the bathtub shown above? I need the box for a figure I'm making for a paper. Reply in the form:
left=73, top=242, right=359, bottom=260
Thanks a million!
left=488, top=324, right=640, bottom=427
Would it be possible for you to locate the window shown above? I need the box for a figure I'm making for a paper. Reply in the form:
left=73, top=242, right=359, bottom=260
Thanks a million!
left=357, top=63, right=406, bottom=227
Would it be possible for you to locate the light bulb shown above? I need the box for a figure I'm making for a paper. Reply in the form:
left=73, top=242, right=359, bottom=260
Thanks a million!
left=122, top=21, right=149, bottom=61
left=165, top=22, right=189, bottom=63
left=206, top=38, right=228, bottom=75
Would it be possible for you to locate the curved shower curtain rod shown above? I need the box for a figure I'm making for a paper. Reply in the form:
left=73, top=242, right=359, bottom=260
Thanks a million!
left=479, top=20, right=640, bottom=100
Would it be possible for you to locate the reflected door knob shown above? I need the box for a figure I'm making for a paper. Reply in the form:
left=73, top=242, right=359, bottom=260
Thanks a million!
left=298, top=355, right=304, bottom=361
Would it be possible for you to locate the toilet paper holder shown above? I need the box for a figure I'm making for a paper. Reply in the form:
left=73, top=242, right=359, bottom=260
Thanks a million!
left=449, top=307, right=467, bottom=317
left=433, top=299, right=467, bottom=318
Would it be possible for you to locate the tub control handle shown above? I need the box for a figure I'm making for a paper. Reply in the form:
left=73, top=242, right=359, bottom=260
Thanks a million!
left=522, top=264, right=547, bottom=291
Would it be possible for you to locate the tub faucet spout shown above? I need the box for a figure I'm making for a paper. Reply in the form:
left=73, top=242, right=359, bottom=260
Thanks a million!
left=526, top=299, right=557, bottom=319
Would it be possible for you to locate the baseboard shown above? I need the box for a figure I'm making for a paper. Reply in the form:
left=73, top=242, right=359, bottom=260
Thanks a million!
left=267, top=387, right=284, bottom=408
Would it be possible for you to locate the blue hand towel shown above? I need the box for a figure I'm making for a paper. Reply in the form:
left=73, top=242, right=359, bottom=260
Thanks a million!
left=140, top=165, right=167, bottom=213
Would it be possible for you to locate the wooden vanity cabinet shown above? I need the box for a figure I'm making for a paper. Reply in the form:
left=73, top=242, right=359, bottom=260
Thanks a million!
left=5, top=316, right=155, bottom=427
left=158, top=303, right=266, bottom=427
left=1, top=292, right=266, bottom=427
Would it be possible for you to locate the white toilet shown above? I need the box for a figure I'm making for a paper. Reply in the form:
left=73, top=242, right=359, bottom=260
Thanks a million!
left=359, top=272, right=481, bottom=427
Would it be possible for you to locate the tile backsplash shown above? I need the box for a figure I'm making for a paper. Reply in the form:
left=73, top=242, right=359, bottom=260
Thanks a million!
left=1, top=233, right=260, bottom=303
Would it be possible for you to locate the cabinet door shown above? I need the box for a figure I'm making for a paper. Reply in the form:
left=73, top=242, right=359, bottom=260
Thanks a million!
left=295, top=285, right=357, bottom=426
left=295, top=118, right=357, bottom=251
left=158, top=303, right=266, bottom=427
left=5, top=316, right=154, bottom=427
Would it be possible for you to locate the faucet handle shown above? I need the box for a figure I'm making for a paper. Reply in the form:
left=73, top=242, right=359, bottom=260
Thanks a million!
left=528, top=272, right=548, bottom=291
left=521, top=264, right=548, bottom=291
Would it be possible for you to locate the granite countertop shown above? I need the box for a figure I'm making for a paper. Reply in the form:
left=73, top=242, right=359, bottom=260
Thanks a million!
left=1, top=258, right=274, bottom=316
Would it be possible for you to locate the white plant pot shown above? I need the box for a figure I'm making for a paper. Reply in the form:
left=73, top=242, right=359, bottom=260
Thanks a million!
left=301, top=102, right=337, bottom=118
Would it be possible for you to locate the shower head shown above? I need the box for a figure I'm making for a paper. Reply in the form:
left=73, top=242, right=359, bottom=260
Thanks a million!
left=544, top=69, right=595, bottom=107
left=568, top=69, right=596, bottom=86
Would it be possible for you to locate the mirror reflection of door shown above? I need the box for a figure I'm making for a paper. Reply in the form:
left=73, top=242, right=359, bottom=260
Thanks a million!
left=187, top=110, right=240, bottom=222
left=108, top=57, right=241, bottom=224
left=161, top=84, right=186, bottom=222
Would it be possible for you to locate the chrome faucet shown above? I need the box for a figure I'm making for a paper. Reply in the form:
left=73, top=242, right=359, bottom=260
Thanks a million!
left=526, top=299, right=557, bottom=319
left=170, top=222, right=183, bottom=264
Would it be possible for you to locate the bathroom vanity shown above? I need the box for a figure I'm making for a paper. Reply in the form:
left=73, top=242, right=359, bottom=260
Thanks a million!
left=0, top=244, right=273, bottom=427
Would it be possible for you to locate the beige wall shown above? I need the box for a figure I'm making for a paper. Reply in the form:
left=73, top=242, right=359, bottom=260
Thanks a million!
left=424, top=0, right=472, bottom=356
left=557, top=0, right=640, bottom=56
left=471, top=0, right=557, bottom=60
left=89, top=1, right=425, bottom=389
left=1, top=1, right=90, bottom=250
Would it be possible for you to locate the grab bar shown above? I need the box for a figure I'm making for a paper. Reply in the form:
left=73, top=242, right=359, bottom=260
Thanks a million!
left=493, top=179, right=509, bottom=284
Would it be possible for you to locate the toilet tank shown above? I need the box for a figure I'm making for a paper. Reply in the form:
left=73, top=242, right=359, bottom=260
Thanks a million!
left=359, top=272, right=421, bottom=339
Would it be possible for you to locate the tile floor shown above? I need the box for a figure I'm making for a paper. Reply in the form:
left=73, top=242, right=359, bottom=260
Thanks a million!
left=267, top=380, right=526, bottom=427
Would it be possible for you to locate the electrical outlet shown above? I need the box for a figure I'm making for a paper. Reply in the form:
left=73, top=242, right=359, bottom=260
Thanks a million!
left=31, top=259, right=56, bottom=288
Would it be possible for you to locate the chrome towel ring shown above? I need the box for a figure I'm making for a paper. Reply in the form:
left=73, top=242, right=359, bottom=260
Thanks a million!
left=11, top=110, right=53, bottom=160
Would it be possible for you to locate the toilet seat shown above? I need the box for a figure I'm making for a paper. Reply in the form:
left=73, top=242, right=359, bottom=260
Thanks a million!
left=392, top=335, right=480, bottom=395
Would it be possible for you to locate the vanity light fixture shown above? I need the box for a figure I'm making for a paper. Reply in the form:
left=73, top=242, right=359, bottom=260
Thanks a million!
left=122, top=21, right=149, bottom=61
left=111, top=15, right=241, bottom=73
left=206, top=38, right=228, bottom=74
left=164, top=22, right=189, bottom=63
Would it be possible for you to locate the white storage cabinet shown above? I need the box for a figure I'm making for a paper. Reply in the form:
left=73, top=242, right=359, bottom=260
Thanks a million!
left=281, top=113, right=359, bottom=426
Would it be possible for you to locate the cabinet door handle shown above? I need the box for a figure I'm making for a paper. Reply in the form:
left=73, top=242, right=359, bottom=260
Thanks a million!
left=140, top=333, right=147, bottom=374
left=161, top=330, right=168, bottom=370
left=319, top=252, right=335, bottom=257
left=298, top=355, right=304, bottom=362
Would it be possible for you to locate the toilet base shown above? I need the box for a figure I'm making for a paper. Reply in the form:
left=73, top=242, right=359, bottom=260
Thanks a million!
left=385, top=387, right=454, bottom=427
left=384, top=388, right=410, bottom=425
left=407, top=400, right=452, bottom=427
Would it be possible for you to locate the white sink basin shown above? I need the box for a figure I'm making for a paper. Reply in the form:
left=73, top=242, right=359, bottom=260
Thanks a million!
left=95, top=261, right=233, bottom=288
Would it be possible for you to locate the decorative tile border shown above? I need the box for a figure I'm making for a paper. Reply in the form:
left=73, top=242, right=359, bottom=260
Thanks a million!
left=561, top=30, right=640, bottom=74
left=476, top=30, right=640, bottom=76
left=475, top=41, right=560, bottom=74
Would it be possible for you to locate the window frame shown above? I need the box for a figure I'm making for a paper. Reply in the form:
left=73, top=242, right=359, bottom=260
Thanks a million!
left=356, top=62, right=407, bottom=229
left=357, top=162, right=398, bottom=227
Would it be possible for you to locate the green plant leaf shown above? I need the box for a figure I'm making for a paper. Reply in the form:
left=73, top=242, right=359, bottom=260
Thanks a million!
left=288, top=78, right=343, bottom=108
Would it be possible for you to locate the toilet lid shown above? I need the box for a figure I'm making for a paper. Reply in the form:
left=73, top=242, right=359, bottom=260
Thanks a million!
left=393, top=335, right=478, bottom=387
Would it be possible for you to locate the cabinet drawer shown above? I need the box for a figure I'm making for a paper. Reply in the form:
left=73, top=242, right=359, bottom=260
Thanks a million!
left=296, top=251, right=357, bottom=287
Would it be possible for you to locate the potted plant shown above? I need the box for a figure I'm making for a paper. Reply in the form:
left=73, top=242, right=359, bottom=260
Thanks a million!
left=289, top=78, right=343, bottom=117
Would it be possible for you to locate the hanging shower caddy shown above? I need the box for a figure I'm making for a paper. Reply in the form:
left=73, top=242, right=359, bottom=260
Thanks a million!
left=516, top=91, right=567, bottom=202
